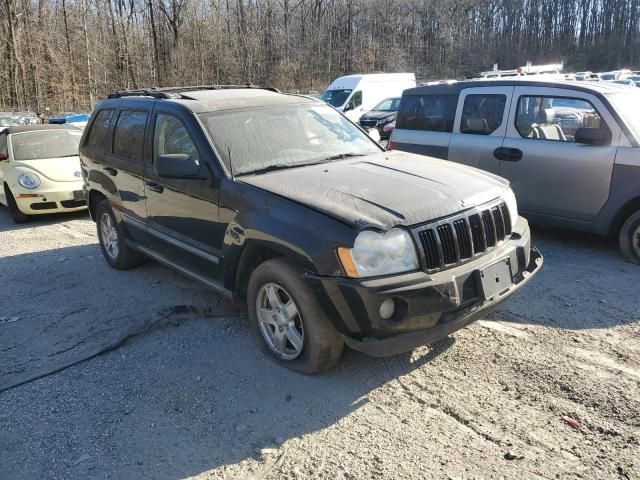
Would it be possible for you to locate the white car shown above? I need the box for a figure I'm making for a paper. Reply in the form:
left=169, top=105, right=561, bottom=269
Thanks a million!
left=0, top=125, right=86, bottom=223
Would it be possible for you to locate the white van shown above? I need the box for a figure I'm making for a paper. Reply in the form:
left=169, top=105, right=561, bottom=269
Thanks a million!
left=320, top=73, right=416, bottom=122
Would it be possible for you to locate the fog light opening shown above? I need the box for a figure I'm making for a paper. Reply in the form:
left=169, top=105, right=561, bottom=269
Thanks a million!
left=379, top=298, right=396, bottom=320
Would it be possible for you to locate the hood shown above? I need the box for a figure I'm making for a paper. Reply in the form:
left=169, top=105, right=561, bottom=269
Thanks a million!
left=239, top=151, right=509, bottom=229
left=360, top=111, right=397, bottom=122
left=13, top=156, right=82, bottom=182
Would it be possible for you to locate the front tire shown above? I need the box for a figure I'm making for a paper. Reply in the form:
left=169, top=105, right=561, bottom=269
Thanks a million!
left=247, top=258, right=344, bottom=374
left=96, top=199, right=145, bottom=269
left=619, top=210, right=640, bottom=264
left=4, top=186, right=29, bottom=224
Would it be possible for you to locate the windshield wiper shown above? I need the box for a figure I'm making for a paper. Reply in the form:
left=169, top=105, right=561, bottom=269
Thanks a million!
left=322, top=152, right=367, bottom=161
left=237, top=161, right=322, bottom=176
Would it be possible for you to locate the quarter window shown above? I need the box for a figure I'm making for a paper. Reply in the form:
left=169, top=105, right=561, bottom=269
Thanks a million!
left=112, top=110, right=148, bottom=161
left=85, top=109, right=113, bottom=150
left=396, top=94, right=457, bottom=132
left=460, top=94, right=506, bottom=135
left=515, top=96, right=606, bottom=142
left=153, top=114, right=201, bottom=163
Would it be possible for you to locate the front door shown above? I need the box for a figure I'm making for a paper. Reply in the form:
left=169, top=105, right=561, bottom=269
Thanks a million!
left=144, top=110, right=224, bottom=283
left=448, top=86, right=513, bottom=174
left=500, top=86, right=620, bottom=220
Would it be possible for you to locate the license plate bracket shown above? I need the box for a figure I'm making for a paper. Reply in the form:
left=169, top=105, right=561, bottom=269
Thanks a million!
left=478, top=258, right=513, bottom=301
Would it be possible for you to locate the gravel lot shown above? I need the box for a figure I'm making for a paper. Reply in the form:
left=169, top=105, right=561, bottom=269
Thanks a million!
left=1, top=207, right=638, bottom=480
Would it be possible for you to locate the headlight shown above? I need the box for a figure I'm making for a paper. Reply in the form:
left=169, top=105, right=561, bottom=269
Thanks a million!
left=504, top=188, right=518, bottom=227
left=338, top=228, right=419, bottom=278
left=18, top=173, right=41, bottom=189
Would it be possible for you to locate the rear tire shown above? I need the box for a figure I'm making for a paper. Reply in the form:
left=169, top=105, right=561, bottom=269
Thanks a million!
left=619, top=210, right=640, bottom=264
left=4, top=186, right=29, bottom=224
left=247, top=258, right=344, bottom=374
left=96, top=199, right=145, bottom=270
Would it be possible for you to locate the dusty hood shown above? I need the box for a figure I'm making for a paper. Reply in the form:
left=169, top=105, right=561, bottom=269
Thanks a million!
left=13, top=156, right=82, bottom=182
left=239, top=151, right=509, bottom=229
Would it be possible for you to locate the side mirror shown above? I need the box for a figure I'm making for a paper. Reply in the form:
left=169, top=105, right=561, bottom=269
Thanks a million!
left=344, top=101, right=356, bottom=112
left=0, top=152, right=7, bottom=161
left=574, top=127, right=611, bottom=146
left=154, top=154, right=203, bottom=179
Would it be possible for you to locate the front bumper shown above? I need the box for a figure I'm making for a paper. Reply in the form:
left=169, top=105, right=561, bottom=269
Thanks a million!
left=308, top=220, right=542, bottom=357
left=12, top=181, right=87, bottom=215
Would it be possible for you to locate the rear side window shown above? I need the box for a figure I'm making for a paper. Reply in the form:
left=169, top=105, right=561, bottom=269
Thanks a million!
left=85, top=109, right=113, bottom=149
left=396, top=94, right=457, bottom=132
left=515, top=96, right=606, bottom=142
left=460, top=94, right=506, bottom=135
left=112, top=110, right=148, bottom=161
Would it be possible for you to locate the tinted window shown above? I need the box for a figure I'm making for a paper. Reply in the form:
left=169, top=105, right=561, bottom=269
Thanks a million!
left=373, top=98, right=401, bottom=112
left=154, top=114, right=200, bottom=162
left=515, top=96, right=606, bottom=142
left=460, top=94, right=506, bottom=135
left=396, top=94, right=457, bottom=132
left=112, top=110, right=148, bottom=161
left=0, top=133, right=7, bottom=156
left=85, top=110, right=113, bottom=149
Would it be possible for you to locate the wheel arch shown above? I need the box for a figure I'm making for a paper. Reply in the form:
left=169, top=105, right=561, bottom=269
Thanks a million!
left=609, top=195, right=640, bottom=236
left=87, top=189, right=107, bottom=221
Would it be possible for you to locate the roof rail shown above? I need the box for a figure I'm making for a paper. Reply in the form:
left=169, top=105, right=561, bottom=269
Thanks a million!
left=107, top=84, right=280, bottom=99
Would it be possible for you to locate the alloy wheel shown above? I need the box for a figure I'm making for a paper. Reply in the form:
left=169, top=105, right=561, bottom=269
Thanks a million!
left=255, top=282, right=305, bottom=360
left=100, top=212, right=119, bottom=260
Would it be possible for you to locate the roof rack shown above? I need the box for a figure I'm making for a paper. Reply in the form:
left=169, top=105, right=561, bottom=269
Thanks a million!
left=107, top=84, right=280, bottom=99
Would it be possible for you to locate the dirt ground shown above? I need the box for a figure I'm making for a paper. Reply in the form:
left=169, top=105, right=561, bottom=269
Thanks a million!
left=0, top=207, right=638, bottom=480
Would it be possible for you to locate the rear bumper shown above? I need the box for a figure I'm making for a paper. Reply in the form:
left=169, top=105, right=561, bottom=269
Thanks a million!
left=344, top=247, right=542, bottom=357
left=308, top=219, right=542, bottom=357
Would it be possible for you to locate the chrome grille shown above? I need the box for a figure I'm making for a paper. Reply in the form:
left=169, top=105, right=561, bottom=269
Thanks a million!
left=359, top=119, right=378, bottom=128
left=414, top=201, right=512, bottom=272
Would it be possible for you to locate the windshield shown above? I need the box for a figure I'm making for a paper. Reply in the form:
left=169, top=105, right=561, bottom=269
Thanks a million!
left=373, top=98, right=401, bottom=112
left=199, top=104, right=380, bottom=176
left=0, top=117, right=21, bottom=127
left=320, top=89, right=352, bottom=108
left=11, top=130, right=82, bottom=160
left=607, top=92, right=640, bottom=141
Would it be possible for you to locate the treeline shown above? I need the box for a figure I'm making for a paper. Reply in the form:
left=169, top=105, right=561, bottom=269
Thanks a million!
left=1, top=0, right=639, bottom=112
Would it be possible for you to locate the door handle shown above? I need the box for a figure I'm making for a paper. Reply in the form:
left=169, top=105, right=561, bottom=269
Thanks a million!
left=145, top=181, right=164, bottom=193
left=103, top=166, right=118, bottom=176
left=493, top=147, right=523, bottom=162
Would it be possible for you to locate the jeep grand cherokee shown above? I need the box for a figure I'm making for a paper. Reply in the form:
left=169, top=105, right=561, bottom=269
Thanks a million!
left=80, top=86, right=542, bottom=373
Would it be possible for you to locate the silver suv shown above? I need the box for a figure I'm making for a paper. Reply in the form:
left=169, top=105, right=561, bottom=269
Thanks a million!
left=390, top=80, right=640, bottom=264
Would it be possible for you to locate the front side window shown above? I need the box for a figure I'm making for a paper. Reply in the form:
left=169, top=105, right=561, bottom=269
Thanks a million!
left=0, top=117, right=21, bottom=127
left=153, top=114, right=200, bottom=162
left=85, top=109, right=113, bottom=150
left=112, top=110, right=148, bottom=161
left=515, top=96, right=606, bottom=142
left=199, top=103, right=380, bottom=176
left=320, top=89, right=352, bottom=108
left=396, top=94, right=457, bottom=132
left=351, top=91, right=363, bottom=108
left=460, top=94, right=506, bottom=135
left=11, top=130, right=82, bottom=161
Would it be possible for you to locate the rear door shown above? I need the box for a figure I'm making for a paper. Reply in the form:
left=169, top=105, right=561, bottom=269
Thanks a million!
left=107, top=107, right=150, bottom=242
left=500, top=87, right=620, bottom=220
left=391, top=92, right=457, bottom=159
left=143, top=108, right=225, bottom=283
left=448, top=86, right=513, bottom=174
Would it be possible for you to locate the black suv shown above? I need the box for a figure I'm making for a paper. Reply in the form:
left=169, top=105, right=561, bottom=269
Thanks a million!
left=80, top=86, right=542, bottom=373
